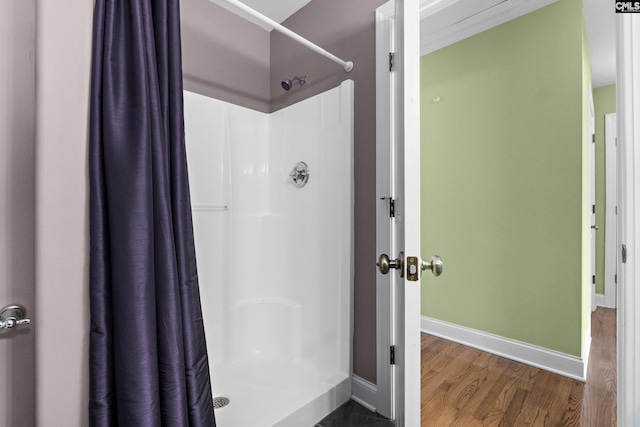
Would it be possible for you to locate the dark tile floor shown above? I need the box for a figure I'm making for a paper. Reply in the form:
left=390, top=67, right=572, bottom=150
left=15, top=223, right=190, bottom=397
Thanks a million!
left=315, top=400, right=396, bottom=427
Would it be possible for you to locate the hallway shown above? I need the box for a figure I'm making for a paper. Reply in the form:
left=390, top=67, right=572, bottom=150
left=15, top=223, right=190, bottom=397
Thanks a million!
left=420, top=307, right=616, bottom=426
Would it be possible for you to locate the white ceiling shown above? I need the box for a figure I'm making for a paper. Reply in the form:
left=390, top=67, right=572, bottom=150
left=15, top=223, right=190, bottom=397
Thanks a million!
left=214, top=0, right=616, bottom=88
left=583, top=0, right=616, bottom=88
left=242, top=0, right=312, bottom=23
left=210, top=0, right=313, bottom=30
left=419, top=0, right=559, bottom=56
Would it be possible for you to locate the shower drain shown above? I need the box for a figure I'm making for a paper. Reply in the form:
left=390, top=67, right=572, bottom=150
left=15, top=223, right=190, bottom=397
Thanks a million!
left=213, top=396, right=230, bottom=409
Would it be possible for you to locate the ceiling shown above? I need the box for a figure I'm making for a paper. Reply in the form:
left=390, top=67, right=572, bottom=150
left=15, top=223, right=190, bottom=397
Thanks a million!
left=210, top=0, right=313, bottom=30
left=583, top=0, right=616, bottom=88
left=213, top=0, right=616, bottom=88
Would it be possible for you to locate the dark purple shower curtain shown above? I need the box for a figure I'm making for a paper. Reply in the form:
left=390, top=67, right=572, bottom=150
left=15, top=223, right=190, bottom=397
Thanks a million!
left=89, top=0, right=215, bottom=425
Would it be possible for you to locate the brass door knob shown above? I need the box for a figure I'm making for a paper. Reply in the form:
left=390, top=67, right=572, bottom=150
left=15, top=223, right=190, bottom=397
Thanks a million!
left=421, top=255, right=443, bottom=277
left=377, top=252, right=404, bottom=278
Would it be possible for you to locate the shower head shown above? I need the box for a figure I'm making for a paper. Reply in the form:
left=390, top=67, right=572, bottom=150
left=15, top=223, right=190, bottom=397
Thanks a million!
left=281, top=76, right=307, bottom=91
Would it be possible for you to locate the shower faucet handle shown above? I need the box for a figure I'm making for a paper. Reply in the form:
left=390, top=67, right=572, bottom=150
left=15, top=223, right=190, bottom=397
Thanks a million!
left=289, top=161, right=309, bottom=188
left=0, top=305, right=31, bottom=330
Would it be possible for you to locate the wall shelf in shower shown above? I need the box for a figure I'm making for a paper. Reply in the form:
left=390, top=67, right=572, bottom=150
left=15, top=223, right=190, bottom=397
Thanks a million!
left=192, top=205, right=229, bottom=211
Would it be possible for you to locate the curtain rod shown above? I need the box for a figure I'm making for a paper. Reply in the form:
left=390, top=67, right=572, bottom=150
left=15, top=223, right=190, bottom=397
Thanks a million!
left=217, top=0, right=353, bottom=72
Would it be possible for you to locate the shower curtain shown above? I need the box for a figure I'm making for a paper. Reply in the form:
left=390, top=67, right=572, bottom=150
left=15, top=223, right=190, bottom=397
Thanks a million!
left=89, top=0, right=215, bottom=425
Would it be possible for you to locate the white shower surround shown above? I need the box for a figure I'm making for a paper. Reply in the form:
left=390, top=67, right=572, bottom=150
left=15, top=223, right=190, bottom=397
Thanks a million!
left=184, top=80, right=354, bottom=427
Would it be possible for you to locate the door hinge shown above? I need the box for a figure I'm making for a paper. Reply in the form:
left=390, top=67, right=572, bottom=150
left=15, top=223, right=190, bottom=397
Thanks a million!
left=389, top=52, right=395, bottom=72
left=390, top=345, right=396, bottom=365
left=592, top=134, right=596, bottom=143
left=592, top=275, right=596, bottom=285
left=592, top=204, right=596, bottom=214
left=615, top=274, right=617, bottom=284
left=616, top=205, right=618, bottom=215
left=380, top=197, right=395, bottom=217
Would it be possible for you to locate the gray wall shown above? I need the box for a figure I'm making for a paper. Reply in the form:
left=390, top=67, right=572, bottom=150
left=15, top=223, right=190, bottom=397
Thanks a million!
left=271, top=0, right=387, bottom=383
left=35, top=0, right=92, bottom=424
left=0, top=1, right=36, bottom=426
left=181, top=0, right=271, bottom=112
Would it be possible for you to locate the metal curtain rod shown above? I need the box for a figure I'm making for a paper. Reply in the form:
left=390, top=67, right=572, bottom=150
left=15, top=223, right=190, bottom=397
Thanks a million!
left=219, top=0, right=353, bottom=72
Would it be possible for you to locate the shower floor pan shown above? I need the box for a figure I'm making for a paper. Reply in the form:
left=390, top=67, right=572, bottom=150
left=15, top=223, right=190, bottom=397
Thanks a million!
left=211, top=356, right=350, bottom=427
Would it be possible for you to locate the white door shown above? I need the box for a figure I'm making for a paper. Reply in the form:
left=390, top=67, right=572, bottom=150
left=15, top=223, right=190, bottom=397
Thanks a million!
left=374, top=1, right=396, bottom=419
left=616, top=15, right=640, bottom=424
left=589, top=134, right=597, bottom=311
left=0, top=1, right=37, bottom=426
left=375, top=0, right=423, bottom=425
left=588, top=88, right=596, bottom=312
left=604, top=113, right=618, bottom=308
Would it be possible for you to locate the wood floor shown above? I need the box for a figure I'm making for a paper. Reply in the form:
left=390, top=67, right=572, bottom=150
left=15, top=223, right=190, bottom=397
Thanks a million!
left=420, top=307, right=617, bottom=426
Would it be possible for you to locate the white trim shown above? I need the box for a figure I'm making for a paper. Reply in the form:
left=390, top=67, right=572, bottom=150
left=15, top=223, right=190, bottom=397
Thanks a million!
left=419, top=0, right=559, bottom=55
left=589, top=85, right=597, bottom=313
left=375, top=1, right=395, bottom=420
left=594, top=293, right=606, bottom=308
left=396, top=0, right=422, bottom=425
left=582, top=317, right=592, bottom=381
left=421, top=316, right=588, bottom=381
left=351, top=375, right=378, bottom=413
left=378, top=0, right=396, bottom=16
left=616, top=13, right=640, bottom=427
left=419, top=0, right=462, bottom=20
left=604, top=113, right=618, bottom=309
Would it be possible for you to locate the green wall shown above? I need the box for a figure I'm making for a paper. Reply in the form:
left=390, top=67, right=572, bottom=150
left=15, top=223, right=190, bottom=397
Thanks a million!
left=420, top=0, right=588, bottom=357
left=594, top=84, right=617, bottom=294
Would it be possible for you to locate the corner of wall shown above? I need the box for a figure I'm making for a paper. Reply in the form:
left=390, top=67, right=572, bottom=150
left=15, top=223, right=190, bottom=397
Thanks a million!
left=269, top=0, right=388, bottom=384
left=35, top=0, right=92, bottom=425
left=420, top=0, right=588, bottom=358
left=181, top=0, right=271, bottom=113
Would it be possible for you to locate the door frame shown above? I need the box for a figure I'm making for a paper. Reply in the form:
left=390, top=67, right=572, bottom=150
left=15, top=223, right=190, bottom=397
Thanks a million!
left=616, top=13, right=640, bottom=427
left=374, top=0, right=422, bottom=425
left=604, top=112, right=617, bottom=309
left=588, top=85, right=596, bottom=312
left=394, top=0, right=422, bottom=425
left=373, top=4, right=640, bottom=427
left=374, top=0, right=396, bottom=419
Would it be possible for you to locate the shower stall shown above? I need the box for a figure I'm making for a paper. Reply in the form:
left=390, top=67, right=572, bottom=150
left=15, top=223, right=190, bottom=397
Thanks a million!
left=184, top=80, right=354, bottom=426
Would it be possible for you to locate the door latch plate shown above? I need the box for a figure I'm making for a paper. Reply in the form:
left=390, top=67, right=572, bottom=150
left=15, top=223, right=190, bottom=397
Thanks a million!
left=406, top=256, right=419, bottom=281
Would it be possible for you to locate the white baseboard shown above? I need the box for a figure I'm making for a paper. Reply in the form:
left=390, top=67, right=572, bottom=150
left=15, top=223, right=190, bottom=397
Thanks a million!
left=594, top=293, right=606, bottom=308
left=582, top=316, right=592, bottom=380
left=421, top=316, right=587, bottom=381
left=351, top=375, right=377, bottom=412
